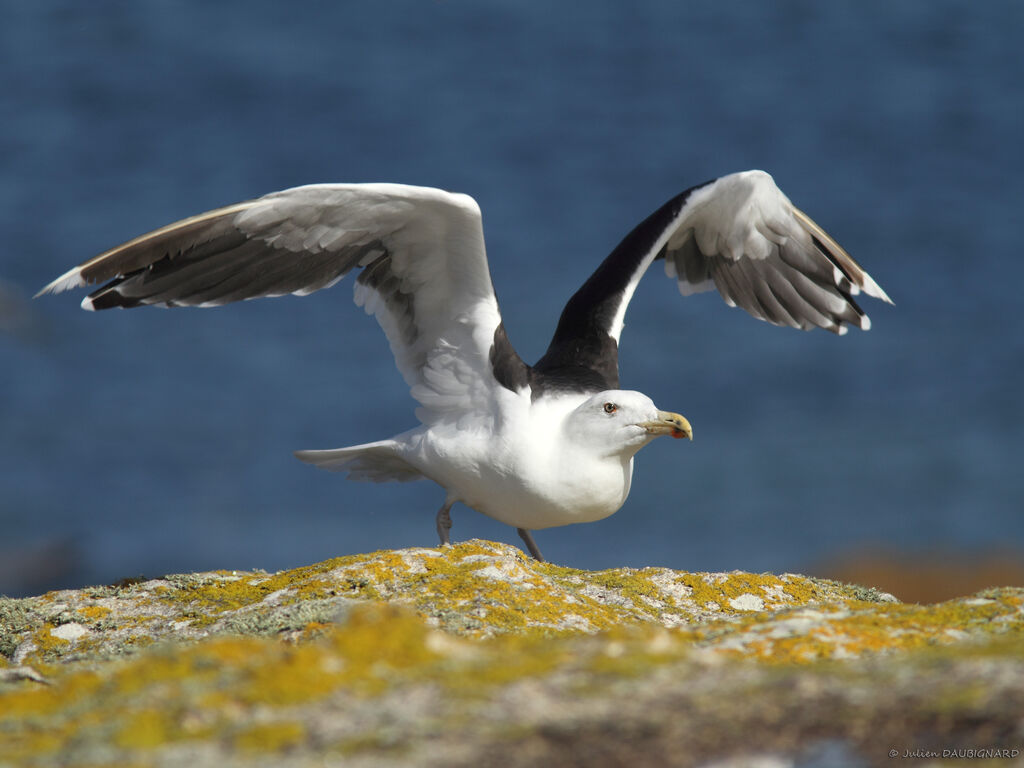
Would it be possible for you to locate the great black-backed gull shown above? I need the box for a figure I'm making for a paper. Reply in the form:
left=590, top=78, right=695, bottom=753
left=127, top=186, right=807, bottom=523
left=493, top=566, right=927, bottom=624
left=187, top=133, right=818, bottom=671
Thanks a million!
left=39, top=170, right=890, bottom=561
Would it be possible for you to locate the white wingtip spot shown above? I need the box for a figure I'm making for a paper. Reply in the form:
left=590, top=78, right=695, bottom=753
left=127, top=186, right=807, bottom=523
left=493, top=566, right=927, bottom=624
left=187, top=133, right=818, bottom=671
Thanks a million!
left=861, top=274, right=894, bottom=304
left=80, top=296, right=96, bottom=312
left=838, top=324, right=849, bottom=336
left=677, top=278, right=715, bottom=297
left=833, top=266, right=860, bottom=295
left=860, top=314, right=871, bottom=331
left=34, top=267, right=85, bottom=298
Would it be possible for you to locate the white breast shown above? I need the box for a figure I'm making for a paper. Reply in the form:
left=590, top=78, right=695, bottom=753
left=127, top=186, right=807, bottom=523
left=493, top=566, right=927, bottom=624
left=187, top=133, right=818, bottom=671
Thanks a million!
left=408, top=391, right=636, bottom=530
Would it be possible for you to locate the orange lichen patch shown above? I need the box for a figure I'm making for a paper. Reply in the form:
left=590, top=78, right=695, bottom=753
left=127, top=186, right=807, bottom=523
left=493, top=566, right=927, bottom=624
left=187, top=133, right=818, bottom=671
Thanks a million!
left=299, top=542, right=628, bottom=637
left=393, top=545, right=881, bottom=636
left=14, top=624, right=73, bottom=667
left=77, top=604, right=112, bottom=622
left=675, top=571, right=845, bottom=613
left=160, top=572, right=335, bottom=626
left=284, top=620, right=334, bottom=644
left=147, top=550, right=404, bottom=627
left=689, top=588, right=1024, bottom=664
left=35, top=624, right=72, bottom=651
left=403, top=556, right=622, bottom=636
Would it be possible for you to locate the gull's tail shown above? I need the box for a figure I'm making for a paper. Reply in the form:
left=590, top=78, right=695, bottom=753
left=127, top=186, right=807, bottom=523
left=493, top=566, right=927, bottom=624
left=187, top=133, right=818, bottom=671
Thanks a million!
left=294, top=440, right=422, bottom=483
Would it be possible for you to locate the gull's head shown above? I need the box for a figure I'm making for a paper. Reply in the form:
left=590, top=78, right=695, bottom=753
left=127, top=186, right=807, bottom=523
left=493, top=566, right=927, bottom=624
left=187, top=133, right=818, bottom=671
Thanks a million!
left=563, top=390, right=692, bottom=457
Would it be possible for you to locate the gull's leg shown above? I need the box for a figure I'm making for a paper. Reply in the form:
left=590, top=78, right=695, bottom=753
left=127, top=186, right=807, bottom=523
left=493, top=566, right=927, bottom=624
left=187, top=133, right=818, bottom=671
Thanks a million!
left=436, top=498, right=455, bottom=546
left=517, top=528, right=545, bottom=562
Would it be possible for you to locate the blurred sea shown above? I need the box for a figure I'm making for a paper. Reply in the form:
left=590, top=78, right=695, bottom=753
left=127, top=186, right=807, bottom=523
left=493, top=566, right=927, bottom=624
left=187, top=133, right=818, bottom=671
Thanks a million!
left=2, top=1, right=1022, bottom=597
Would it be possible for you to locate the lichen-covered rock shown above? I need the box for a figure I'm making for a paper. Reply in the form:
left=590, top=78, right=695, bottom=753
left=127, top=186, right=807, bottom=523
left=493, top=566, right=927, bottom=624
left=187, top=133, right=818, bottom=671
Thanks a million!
left=1, top=540, right=1022, bottom=767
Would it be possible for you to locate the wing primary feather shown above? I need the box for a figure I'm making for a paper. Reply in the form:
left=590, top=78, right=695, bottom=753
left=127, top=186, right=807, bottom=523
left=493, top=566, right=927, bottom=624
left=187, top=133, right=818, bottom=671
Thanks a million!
left=734, top=257, right=789, bottom=325
left=763, top=265, right=837, bottom=332
left=742, top=258, right=801, bottom=328
left=787, top=271, right=861, bottom=332
left=718, top=258, right=771, bottom=322
left=791, top=207, right=892, bottom=304
left=101, top=234, right=264, bottom=307
left=775, top=236, right=847, bottom=293
left=80, top=203, right=256, bottom=290
left=708, top=259, right=742, bottom=311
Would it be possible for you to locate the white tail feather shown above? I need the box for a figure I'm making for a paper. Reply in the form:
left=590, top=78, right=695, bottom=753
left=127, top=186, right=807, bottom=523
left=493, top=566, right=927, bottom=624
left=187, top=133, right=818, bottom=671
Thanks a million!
left=294, top=441, right=422, bottom=483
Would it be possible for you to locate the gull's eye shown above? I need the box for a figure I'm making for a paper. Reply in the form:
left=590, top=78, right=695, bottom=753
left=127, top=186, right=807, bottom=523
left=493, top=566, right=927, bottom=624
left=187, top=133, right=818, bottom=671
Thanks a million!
left=603, top=402, right=618, bottom=415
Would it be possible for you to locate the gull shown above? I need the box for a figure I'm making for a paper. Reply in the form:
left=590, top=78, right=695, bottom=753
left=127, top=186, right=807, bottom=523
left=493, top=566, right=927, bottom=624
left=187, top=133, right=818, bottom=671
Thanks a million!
left=39, top=170, right=890, bottom=561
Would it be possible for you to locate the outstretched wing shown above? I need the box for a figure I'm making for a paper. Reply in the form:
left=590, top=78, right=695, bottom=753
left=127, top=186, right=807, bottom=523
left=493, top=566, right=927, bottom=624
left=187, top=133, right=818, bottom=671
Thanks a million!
left=657, top=171, right=891, bottom=332
left=535, top=170, right=892, bottom=385
left=37, top=183, right=506, bottom=423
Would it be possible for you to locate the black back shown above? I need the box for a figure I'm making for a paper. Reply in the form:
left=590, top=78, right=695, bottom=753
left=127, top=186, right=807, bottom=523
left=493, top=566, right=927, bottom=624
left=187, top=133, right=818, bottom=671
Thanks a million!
left=489, top=182, right=708, bottom=398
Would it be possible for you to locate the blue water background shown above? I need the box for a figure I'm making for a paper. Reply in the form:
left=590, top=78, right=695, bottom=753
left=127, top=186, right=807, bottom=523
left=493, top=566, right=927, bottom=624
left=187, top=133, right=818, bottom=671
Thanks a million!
left=2, top=1, right=1022, bottom=596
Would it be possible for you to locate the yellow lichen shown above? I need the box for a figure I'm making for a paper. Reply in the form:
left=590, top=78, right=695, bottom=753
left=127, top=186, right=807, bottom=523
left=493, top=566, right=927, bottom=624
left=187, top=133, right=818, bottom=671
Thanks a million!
left=0, top=669, right=104, bottom=719
left=115, top=708, right=177, bottom=749
left=17, top=624, right=71, bottom=665
left=682, top=589, right=1024, bottom=664
left=2, top=543, right=1022, bottom=766
left=234, top=721, right=306, bottom=752
left=77, top=605, right=112, bottom=622
left=0, top=722, right=67, bottom=764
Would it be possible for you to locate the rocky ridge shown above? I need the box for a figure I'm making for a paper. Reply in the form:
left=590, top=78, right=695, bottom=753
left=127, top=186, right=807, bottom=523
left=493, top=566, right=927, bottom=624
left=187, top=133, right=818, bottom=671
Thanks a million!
left=2, top=540, right=1022, bottom=767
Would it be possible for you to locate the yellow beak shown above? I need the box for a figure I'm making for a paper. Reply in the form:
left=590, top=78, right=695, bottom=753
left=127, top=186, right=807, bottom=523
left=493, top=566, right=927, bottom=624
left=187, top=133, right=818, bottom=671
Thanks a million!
left=639, top=410, right=693, bottom=440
